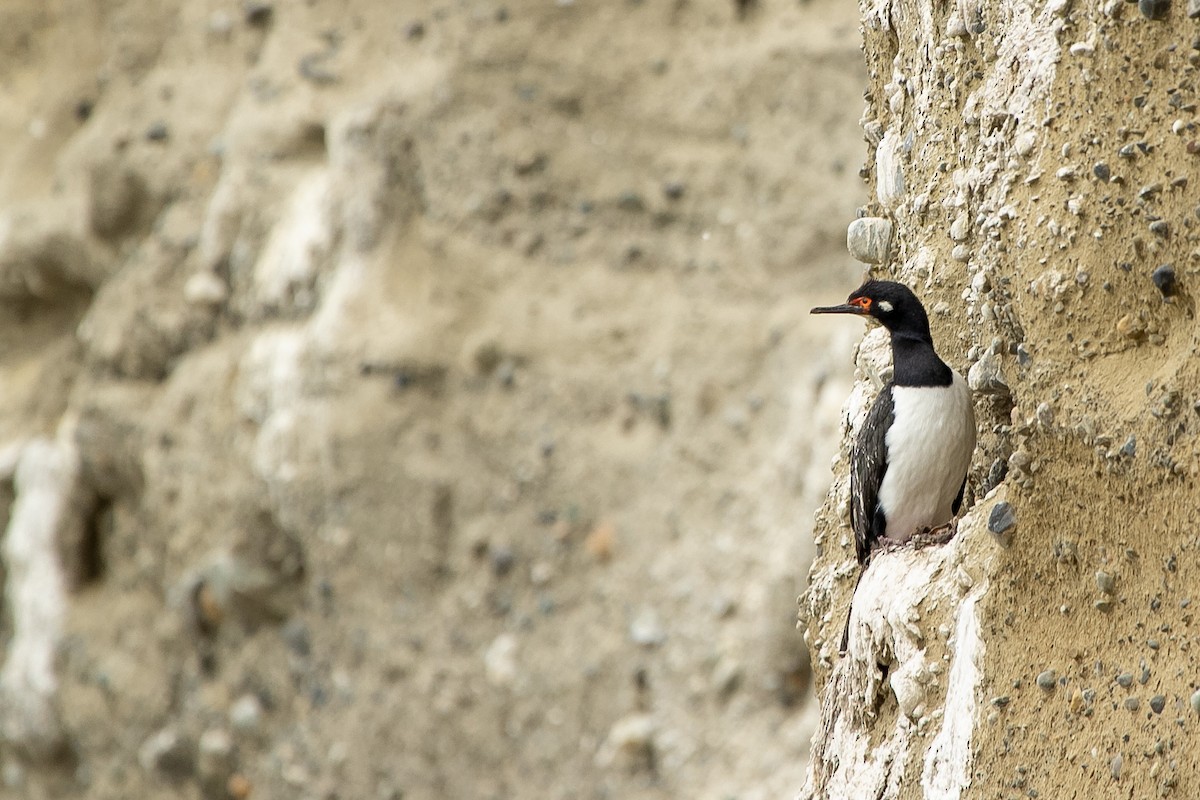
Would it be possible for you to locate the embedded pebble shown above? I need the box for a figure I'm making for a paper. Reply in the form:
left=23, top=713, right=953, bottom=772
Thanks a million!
left=1015, top=131, right=1037, bottom=156
left=1093, top=162, right=1111, bottom=181
left=184, top=272, right=229, bottom=306
left=968, top=351, right=1008, bottom=395
left=280, top=618, right=311, bottom=657
left=1036, top=670, right=1056, bottom=690
left=1116, top=672, right=1134, bottom=688
left=197, top=728, right=235, bottom=785
left=949, top=211, right=970, bottom=242
left=1095, top=571, right=1115, bottom=595
left=1124, top=696, right=1140, bottom=711
left=600, top=713, right=655, bottom=764
left=1150, top=694, right=1166, bottom=714
left=484, top=633, right=519, bottom=686
left=988, top=502, right=1017, bottom=536
left=1138, top=0, right=1169, bottom=18
left=1116, top=314, right=1146, bottom=339
left=139, top=728, right=194, bottom=780
left=229, top=694, right=264, bottom=733
left=846, top=217, right=893, bottom=264
left=1191, top=690, right=1200, bottom=713
left=1069, top=42, right=1094, bottom=57
left=875, top=131, right=906, bottom=209
left=490, top=544, right=516, bottom=577
left=1149, top=220, right=1169, bottom=238
left=1152, top=264, right=1176, bottom=297
left=146, top=122, right=170, bottom=142
left=1191, top=0, right=1200, bottom=17
left=630, top=608, right=666, bottom=646
left=1110, top=754, right=1123, bottom=780
left=244, top=1, right=274, bottom=26
left=1120, top=435, right=1136, bottom=458
left=1036, top=402, right=1054, bottom=428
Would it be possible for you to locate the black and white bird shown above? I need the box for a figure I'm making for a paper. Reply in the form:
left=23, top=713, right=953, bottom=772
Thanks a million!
left=811, top=280, right=976, bottom=652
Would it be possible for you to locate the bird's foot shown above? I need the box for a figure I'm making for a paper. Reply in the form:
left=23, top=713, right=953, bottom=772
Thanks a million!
left=910, top=519, right=959, bottom=549
left=867, top=537, right=907, bottom=564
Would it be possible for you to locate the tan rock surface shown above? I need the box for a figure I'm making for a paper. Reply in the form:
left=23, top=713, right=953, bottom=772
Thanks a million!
left=0, top=1, right=865, bottom=798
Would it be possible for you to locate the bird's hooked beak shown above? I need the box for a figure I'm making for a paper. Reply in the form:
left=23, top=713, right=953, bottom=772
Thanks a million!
left=810, top=302, right=868, bottom=316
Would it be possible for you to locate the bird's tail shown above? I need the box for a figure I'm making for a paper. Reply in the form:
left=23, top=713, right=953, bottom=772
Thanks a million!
left=838, top=567, right=866, bottom=655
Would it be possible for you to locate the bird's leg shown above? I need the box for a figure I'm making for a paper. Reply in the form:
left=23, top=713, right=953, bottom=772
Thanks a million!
left=910, top=518, right=959, bottom=549
left=868, top=537, right=907, bottom=563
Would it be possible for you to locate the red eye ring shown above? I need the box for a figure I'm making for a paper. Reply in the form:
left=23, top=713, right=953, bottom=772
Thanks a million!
left=851, top=297, right=872, bottom=310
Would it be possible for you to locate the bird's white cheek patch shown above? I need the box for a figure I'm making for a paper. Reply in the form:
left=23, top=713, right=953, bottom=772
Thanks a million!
left=878, top=300, right=894, bottom=313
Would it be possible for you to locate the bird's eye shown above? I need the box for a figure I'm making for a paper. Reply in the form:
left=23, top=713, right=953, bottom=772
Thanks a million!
left=851, top=297, right=872, bottom=310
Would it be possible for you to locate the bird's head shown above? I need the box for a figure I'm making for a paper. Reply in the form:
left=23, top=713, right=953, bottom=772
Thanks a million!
left=810, top=279, right=932, bottom=340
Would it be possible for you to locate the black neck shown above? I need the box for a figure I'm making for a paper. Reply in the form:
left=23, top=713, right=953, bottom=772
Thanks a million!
left=891, top=333, right=953, bottom=387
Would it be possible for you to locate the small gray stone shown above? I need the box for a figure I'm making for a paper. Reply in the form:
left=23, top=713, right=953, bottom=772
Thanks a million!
left=196, top=728, right=235, bottom=784
left=1120, top=435, right=1137, bottom=458
left=1152, top=264, right=1176, bottom=297
left=662, top=180, right=686, bottom=200
left=139, top=728, right=194, bottom=781
left=1138, top=0, right=1169, bottom=18
left=630, top=608, right=666, bottom=647
left=1191, top=690, right=1200, bottom=713
left=1093, top=162, right=1111, bottom=181
left=145, top=122, right=169, bottom=142
left=244, top=1, right=274, bottom=26
left=1124, top=696, right=1141, bottom=711
left=1095, top=571, right=1115, bottom=595
left=1150, top=694, right=1166, bottom=714
left=968, top=351, right=1009, bottom=395
left=490, top=544, right=516, bottom=577
left=280, top=618, right=311, bottom=657
left=1036, top=402, right=1054, bottom=428
left=229, top=694, right=264, bottom=733
left=846, top=217, right=894, bottom=264
left=988, top=502, right=1017, bottom=536
left=1190, top=0, right=1200, bottom=17
left=1116, top=672, right=1134, bottom=687
left=617, top=191, right=645, bottom=213
left=1036, top=670, right=1056, bottom=690
left=1110, top=754, right=1123, bottom=780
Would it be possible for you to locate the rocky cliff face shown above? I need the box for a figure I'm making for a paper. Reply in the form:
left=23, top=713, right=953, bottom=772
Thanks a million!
left=802, top=1, right=1200, bottom=798
left=0, top=1, right=865, bottom=798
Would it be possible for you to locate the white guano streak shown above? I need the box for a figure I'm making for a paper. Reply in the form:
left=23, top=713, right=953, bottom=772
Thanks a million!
left=922, top=580, right=988, bottom=799
left=1, top=438, right=73, bottom=751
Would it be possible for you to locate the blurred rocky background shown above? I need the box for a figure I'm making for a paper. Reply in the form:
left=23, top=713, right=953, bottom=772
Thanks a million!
left=0, top=1, right=866, bottom=798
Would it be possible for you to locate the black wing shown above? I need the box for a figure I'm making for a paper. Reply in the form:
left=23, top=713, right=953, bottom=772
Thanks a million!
left=850, top=382, right=893, bottom=565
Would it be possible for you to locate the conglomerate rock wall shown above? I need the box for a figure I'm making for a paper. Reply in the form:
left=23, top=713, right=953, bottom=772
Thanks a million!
left=803, top=2, right=1200, bottom=798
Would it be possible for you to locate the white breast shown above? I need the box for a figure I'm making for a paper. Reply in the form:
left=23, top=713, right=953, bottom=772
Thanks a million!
left=877, top=372, right=976, bottom=542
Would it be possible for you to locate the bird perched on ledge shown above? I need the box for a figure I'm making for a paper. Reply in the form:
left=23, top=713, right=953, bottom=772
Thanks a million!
left=811, top=279, right=976, bottom=653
